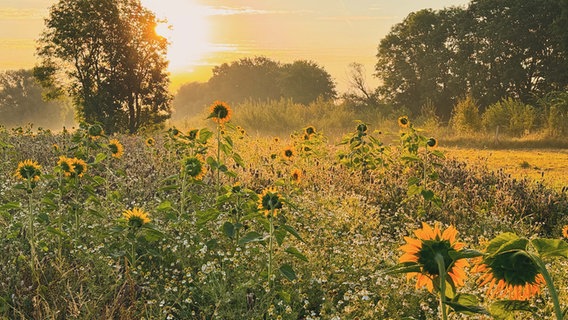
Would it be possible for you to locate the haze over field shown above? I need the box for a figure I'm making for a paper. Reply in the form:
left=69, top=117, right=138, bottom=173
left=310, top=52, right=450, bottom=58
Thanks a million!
left=1, top=0, right=469, bottom=92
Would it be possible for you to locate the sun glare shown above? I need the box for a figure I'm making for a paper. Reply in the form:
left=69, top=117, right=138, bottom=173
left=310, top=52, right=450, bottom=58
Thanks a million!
left=141, top=0, right=212, bottom=71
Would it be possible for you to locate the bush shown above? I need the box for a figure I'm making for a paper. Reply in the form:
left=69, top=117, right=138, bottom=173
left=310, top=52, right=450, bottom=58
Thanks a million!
left=539, top=91, right=568, bottom=137
left=449, top=95, right=482, bottom=134
left=482, top=97, right=536, bottom=137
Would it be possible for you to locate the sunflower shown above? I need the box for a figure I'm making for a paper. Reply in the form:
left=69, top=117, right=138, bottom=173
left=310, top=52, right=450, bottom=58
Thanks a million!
left=108, top=139, right=124, bottom=158
left=15, top=159, right=42, bottom=182
left=398, top=116, right=410, bottom=128
left=57, top=156, right=75, bottom=177
left=472, top=253, right=545, bottom=300
left=182, top=155, right=207, bottom=180
left=399, top=222, right=469, bottom=293
left=123, top=207, right=151, bottom=228
left=281, top=146, right=295, bottom=160
left=291, top=168, right=302, bottom=183
left=273, top=137, right=280, bottom=143
left=356, top=123, right=368, bottom=133
left=562, top=225, right=568, bottom=239
left=208, top=101, right=232, bottom=124
left=71, top=158, right=88, bottom=177
left=187, top=129, right=199, bottom=141
left=305, top=126, right=316, bottom=136
left=145, top=137, right=156, bottom=147
left=258, top=187, right=283, bottom=217
left=426, top=137, right=438, bottom=148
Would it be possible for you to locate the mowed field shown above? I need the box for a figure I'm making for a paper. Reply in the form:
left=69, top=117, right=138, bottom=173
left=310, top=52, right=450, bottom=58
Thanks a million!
left=444, top=147, right=568, bottom=191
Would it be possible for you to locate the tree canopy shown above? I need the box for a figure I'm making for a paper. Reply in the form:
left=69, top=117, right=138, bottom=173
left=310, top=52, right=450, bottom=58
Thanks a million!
left=35, top=0, right=172, bottom=134
left=172, top=57, right=336, bottom=120
left=376, top=0, right=568, bottom=119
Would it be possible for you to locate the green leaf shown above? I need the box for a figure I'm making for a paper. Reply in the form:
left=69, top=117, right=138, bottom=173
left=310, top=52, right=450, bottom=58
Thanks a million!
left=486, top=233, right=527, bottom=255
left=531, top=238, right=568, bottom=259
left=445, top=293, right=490, bottom=315
left=281, top=224, right=304, bottom=243
left=285, top=246, right=308, bottom=262
left=142, top=227, right=164, bottom=242
left=232, top=152, right=245, bottom=167
left=431, top=150, right=446, bottom=159
left=407, top=176, right=421, bottom=186
left=196, top=208, right=220, bottom=227
left=274, top=227, right=286, bottom=246
left=238, top=231, right=264, bottom=245
left=279, top=264, right=296, bottom=281
left=489, top=300, right=536, bottom=320
left=156, top=201, right=173, bottom=212
left=46, top=226, right=68, bottom=238
left=407, top=184, right=422, bottom=197
left=0, top=202, right=21, bottom=211
left=222, top=221, right=235, bottom=238
left=401, top=154, right=421, bottom=162
left=278, top=291, right=292, bottom=304
left=383, top=262, right=421, bottom=275
left=421, top=189, right=435, bottom=201
left=94, top=152, right=107, bottom=164
left=449, top=249, right=484, bottom=260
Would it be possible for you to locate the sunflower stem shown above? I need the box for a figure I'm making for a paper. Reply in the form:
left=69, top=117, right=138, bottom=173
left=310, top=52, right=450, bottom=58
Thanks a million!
left=534, top=257, right=563, bottom=320
left=434, top=253, right=448, bottom=320
left=268, top=212, right=274, bottom=291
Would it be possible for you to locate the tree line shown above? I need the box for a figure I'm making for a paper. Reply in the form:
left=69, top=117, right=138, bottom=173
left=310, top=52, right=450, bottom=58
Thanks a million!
left=1, top=0, right=567, bottom=134
left=375, top=0, right=568, bottom=120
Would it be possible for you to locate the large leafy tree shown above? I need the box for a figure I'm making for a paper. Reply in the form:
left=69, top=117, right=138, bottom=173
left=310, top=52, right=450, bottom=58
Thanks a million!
left=36, top=0, right=171, bottom=134
left=279, top=60, right=336, bottom=105
left=376, top=8, right=466, bottom=119
left=376, top=0, right=568, bottom=119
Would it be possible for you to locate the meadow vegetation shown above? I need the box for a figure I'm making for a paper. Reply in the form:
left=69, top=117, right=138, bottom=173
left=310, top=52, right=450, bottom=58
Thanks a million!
left=1, top=102, right=567, bottom=319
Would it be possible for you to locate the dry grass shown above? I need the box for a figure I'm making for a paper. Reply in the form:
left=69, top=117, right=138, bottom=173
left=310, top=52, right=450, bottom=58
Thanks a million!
left=443, top=147, right=568, bottom=190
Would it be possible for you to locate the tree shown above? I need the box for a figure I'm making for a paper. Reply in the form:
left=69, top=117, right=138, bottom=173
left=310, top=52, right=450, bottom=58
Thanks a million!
left=208, top=56, right=282, bottom=104
left=36, top=0, right=171, bottom=134
left=375, top=8, right=466, bottom=119
left=0, top=69, right=72, bottom=129
left=279, top=60, right=336, bottom=104
left=342, top=62, right=380, bottom=109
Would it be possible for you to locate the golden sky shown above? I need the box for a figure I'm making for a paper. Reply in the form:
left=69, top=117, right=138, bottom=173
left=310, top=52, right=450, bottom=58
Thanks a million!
left=0, top=0, right=469, bottom=92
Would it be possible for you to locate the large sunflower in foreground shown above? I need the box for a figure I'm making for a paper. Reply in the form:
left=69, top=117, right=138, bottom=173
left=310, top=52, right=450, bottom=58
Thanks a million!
left=472, top=250, right=545, bottom=300
left=181, top=155, right=207, bottom=180
left=208, top=101, right=232, bottom=124
left=399, top=222, right=469, bottom=292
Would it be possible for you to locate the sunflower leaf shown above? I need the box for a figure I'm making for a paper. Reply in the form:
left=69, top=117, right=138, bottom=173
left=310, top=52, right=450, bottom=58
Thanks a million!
left=285, top=246, right=308, bottom=262
left=383, top=262, right=421, bottom=275
left=279, top=264, right=296, bottom=281
left=281, top=224, right=304, bottom=243
left=489, top=300, right=536, bottom=320
left=486, top=233, right=528, bottom=255
left=531, top=238, right=568, bottom=259
left=449, top=249, right=484, bottom=260
left=445, top=293, right=489, bottom=315
left=238, top=231, right=264, bottom=245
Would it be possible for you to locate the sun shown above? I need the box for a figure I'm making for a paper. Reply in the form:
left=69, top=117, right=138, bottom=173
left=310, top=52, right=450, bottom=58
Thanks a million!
left=141, top=0, right=212, bottom=71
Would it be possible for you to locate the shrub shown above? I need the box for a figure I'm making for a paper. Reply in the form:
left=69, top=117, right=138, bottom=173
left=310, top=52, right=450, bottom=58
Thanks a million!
left=539, top=91, right=568, bottom=137
left=449, top=95, right=482, bottom=134
left=482, top=97, right=537, bottom=137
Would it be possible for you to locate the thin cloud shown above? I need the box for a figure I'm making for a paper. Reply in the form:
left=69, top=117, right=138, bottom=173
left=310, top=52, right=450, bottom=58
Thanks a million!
left=0, top=8, right=44, bottom=20
left=205, top=6, right=311, bottom=16
left=318, top=15, right=397, bottom=21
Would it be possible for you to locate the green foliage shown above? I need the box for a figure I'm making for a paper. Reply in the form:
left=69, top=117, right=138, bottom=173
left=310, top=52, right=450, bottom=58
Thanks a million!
left=450, top=95, right=482, bottom=134
left=482, top=98, right=536, bottom=137
left=36, top=0, right=172, bottom=134
left=539, top=91, right=568, bottom=137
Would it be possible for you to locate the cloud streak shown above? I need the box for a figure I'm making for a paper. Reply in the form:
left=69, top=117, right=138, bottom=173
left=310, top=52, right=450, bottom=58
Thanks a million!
left=0, top=8, right=44, bottom=20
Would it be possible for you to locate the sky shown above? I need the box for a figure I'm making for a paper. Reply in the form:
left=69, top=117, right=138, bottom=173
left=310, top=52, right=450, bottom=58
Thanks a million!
left=0, top=0, right=470, bottom=92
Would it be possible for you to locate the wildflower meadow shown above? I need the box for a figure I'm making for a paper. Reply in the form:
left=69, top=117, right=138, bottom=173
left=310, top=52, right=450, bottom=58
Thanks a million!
left=1, top=102, right=568, bottom=319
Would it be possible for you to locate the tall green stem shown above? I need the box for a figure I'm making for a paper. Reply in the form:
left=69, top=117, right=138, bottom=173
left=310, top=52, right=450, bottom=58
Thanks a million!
left=268, top=213, right=274, bottom=290
left=435, top=254, right=448, bottom=320
left=535, top=258, right=563, bottom=320
left=26, top=183, right=38, bottom=284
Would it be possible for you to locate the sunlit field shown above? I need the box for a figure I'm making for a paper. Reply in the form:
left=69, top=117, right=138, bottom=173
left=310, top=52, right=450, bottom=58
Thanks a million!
left=1, top=107, right=568, bottom=320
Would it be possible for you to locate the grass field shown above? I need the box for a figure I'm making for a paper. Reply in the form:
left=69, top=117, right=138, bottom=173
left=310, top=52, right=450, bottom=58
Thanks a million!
left=1, top=120, right=568, bottom=319
left=444, top=148, right=568, bottom=191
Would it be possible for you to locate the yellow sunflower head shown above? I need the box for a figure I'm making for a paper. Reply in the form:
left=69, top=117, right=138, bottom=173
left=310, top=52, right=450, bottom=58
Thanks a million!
left=281, top=146, right=295, bottom=160
left=562, top=225, right=568, bottom=239
left=472, top=234, right=545, bottom=301
left=123, top=207, right=151, bottom=228
left=187, top=129, right=200, bottom=141
left=258, top=187, right=283, bottom=217
left=398, top=116, right=410, bottom=128
left=305, top=126, right=316, bottom=136
left=71, top=158, right=88, bottom=177
left=426, top=137, right=438, bottom=148
left=145, top=137, right=156, bottom=147
left=208, top=101, right=232, bottom=124
left=399, top=222, right=469, bottom=293
left=291, top=168, right=302, bottom=183
left=181, top=155, right=207, bottom=180
left=108, top=139, right=124, bottom=158
left=57, top=156, right=75, bottom=177
left=15, top=159, right=42, bottom=182
left=356, top=123, right=368, bottom=133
